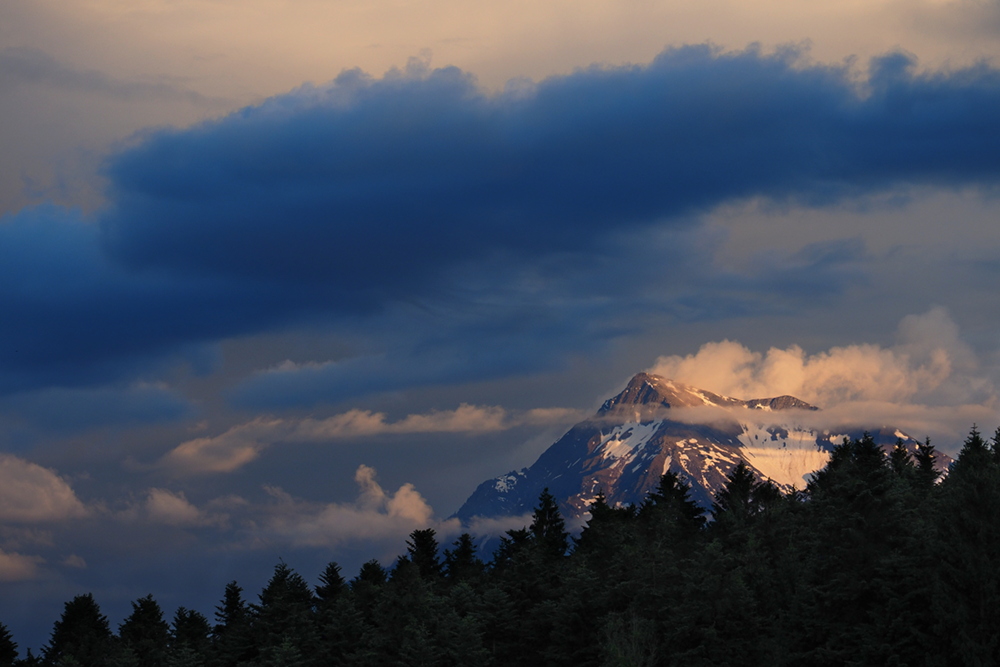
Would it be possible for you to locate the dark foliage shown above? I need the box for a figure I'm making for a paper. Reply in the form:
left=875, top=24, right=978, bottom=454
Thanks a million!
left=41, top=593, right=115, bottom=666
left=11, top=428, right=1000, bottom=666
left=0, top=623, right=16, bottom=667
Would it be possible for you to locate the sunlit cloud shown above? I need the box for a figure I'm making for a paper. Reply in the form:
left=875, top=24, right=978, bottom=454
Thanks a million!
left=0, top=548, right=43, bottom=582
left=649, top=307, right=989, bottom=406
left=648, top=307, right=998, bottom=442
left=157, top=404, right=584, bottom=475
left=258, top=465, right=459, bottom=548
left=142, top=488, right=224, bottom=528
left=0, top=455, right=89, bottom=523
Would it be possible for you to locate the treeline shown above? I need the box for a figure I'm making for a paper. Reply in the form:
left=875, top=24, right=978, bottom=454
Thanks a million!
left=4, top=428, right=1000, bottom=666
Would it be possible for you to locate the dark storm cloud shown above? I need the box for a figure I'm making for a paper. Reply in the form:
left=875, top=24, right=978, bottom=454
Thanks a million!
left=3, top=45, right=1000, bottom=390
left=0, top=206, right=299, bottom=391
left=102, top=46, right=1000, bottom=292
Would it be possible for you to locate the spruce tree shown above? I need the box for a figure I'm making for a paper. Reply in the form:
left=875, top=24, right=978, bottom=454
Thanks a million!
left=119, top=595, right=170, bottom=667
left=352, top=560, right=387, bottom=587
left=252, top=563, right=319, bottom=665
left=210, top=582, right=253, bottom=667
left=639, top=471, right=705, bottom=537
left=933, top=425, right=1000, bottom=664
left=889, top=437, right=914, bottom=477
left=405, top=529, right=443, bottom=581
left=529, top=488, right=569, bottom=559
left=0, top=622, right=16, bottom=667
left=315, top=561, right=346, bottom=610
left=791, top=433, right=920, bottom=664
left=169, top=608, right=210, bottom=667
left=442, top=533, right=484, bottom=583
left=711, top=460, right=779, bottom=524
left=914, top=437, right=940, bottom=490
left=41, top=593, right=114, bottom=667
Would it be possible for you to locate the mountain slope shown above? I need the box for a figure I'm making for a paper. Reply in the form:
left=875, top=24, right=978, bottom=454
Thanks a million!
left=455, top=373, right=934, bottom=520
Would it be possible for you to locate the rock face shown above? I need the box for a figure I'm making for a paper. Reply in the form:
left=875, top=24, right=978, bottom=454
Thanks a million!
left=454, top=373, right=936, bottom=521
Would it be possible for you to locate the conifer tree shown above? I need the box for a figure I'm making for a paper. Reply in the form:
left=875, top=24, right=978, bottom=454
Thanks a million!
left=252, top=563, right=318, bottom=665
left=640, top=471, right=705, bottom=536
left=0, top=622, right=16, bottom=667
left=349, top=559, right=387, bottom=629
left=352, top=560, right=387, bottom=587
left=442, top=533, right=484, bottom=583
left=791, top=433, right=919, bottom=663
left=490, top=528, right=530, bottom=570
left=711, top=460, right=779, bottom=523
left=933, top=425, right=1000, bottom=664
left=574, top=493, right=635, bottom=561
left=41, top=593, right=114, bottom=667
left=210, top=582, right=253, bottom=667
left=315, top=561, right=346, bottom=609
left=169, top=608, right=210, bottom=667
left=119, top=595, right=170, bottom=667
left=889, top=437, right=914, bottom=477
left=405, top=529, right=443, bottom=580
left=914, top=437, right=940, bottom=490
left=529, top=488, right=569, bottom=559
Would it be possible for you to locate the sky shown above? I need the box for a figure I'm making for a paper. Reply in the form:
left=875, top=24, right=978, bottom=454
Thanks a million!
left=3, top=0, right=1000, bottom=651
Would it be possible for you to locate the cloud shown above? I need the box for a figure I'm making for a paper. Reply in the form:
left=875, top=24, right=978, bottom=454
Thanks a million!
left=649, top=307, right=988, bottom=406
left=0, top=548, right=43, bottom=582
left=102, top=47, right=1000, bottom=289
left=0, top=455, right=88, bottom=522
left=2, top=47, right=1000, bottom=392
left=61, top=554, right=86, bottom=569
left=647, top=307, right=998, bottom=441
left=158, top=404, right=583, bottom=474
left=158, top=418, right=284, bottom=474
left=259, top=465, right=456, bottom=548
left=143, top=489, right=219, bottom=527
left=462, top=513, right=534, bottom=537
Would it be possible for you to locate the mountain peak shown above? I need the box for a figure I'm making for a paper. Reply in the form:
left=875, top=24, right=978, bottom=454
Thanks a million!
left=599, top=373, right=817, bottom=415
left=454, top=372, right=911, bottom=523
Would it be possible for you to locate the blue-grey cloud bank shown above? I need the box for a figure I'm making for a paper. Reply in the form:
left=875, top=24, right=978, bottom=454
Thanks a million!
left=5, top=45, right=1000, bottom=390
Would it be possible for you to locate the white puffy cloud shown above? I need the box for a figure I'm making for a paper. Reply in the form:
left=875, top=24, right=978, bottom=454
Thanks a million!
left=260, top=465, right=458, bottom=548
left=158, top=405, right=583, bottom=475
left=0, top=455, right=88, bottom=522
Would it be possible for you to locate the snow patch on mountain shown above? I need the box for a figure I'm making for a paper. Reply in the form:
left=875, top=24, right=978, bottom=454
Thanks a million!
left=453, top=373, right=948, bottom=522
left=599, top=421, right=662, bottom=460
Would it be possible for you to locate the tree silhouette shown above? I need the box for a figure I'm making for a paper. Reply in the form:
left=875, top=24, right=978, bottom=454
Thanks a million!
left=41, top=593, right=113, bottom=667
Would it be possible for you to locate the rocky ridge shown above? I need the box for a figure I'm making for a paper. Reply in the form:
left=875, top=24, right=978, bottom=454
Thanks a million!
left=455, top=372, right=938, bottom=520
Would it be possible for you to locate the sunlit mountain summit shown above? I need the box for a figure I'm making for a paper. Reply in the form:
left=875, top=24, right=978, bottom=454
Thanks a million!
left=455, top=372, right=937, bottom=520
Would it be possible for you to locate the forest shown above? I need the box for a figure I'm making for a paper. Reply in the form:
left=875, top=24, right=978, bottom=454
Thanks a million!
left=3, top=427, right=1000, bottom=667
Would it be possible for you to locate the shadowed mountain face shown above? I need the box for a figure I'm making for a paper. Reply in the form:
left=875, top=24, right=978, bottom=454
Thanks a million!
left=455, top=373, right=935, bottom=520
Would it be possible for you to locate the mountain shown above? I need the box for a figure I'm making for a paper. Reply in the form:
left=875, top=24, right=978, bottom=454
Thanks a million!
left=455, top=372, right=942, bottom=521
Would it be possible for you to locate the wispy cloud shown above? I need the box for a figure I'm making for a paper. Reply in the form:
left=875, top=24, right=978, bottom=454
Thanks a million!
left=158, top=404, right=583, bottom=475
